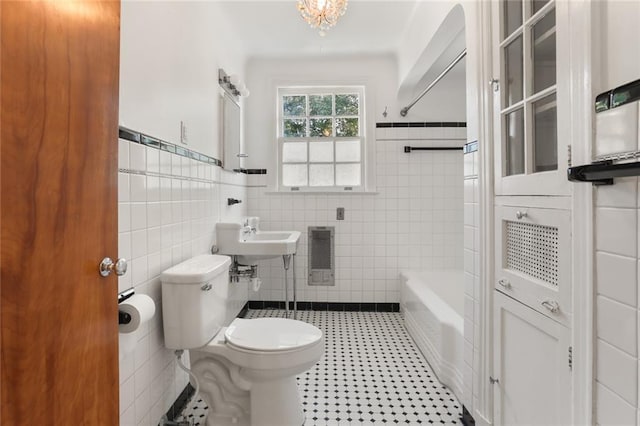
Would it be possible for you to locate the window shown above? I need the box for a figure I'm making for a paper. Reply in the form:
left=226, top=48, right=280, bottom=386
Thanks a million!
left=500, top=0, right=557, bottom=176
left=278, top=87, right=365, bottom=191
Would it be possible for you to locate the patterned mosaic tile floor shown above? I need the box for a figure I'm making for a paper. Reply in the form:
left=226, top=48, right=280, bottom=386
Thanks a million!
left=181, top=310, right=462, bottom=425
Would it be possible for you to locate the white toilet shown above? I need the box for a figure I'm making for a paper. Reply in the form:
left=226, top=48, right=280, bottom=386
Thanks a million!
left=161, top=254, right=324, bottom=426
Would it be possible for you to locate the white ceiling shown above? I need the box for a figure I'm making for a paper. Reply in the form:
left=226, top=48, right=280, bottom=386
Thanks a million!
left=216, top=1, right=420, bottom=58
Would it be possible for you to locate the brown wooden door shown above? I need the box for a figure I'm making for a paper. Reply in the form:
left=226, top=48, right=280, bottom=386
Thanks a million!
left=1, top=1, right=121, bottom=424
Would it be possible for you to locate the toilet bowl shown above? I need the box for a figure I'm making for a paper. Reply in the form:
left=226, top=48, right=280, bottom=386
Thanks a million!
left=161, top=255, right=324, bottom=426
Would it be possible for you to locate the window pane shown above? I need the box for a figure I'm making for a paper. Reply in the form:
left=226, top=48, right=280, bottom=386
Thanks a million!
left=310, top=118, right=333, bottom=137
left=335, top=140, right=360, bottom=162
left=309, top=94, right=332, bottom=116
left=283, top=95, right=306, bottom=116
left=336, top=164, right=361, bottom=186
left=282, top=142, right=307, bottom=162
left=504, top=36, right=523, bottom=106
left=505, top=108, right=525, bottom=176
left=282, top=164, right=307, bottom=187
left=336, top=118, right=359, bottom=137
left=309, top=141, right=334, bottom=162
left=309, top=164, right=334, bottom=186
left=503, top=0, right=522, bottom=39
left=532, top=10, right=556, bottom=93
left=533, top=93, right=557, bottom=172
left=283, top=119, right=306, bottom=137
left=532, top=0, right=550, bottom=14
left=335, top=94, right=359, bottom=115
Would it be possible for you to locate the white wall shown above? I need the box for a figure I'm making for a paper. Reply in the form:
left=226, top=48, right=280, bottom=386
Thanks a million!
left=396, top=1, right=461, bottom=91
left=119, top=1, right=246, bottom=159
left=117, top=138, right=248, bottom=426
left=396, top=2, right=468, bottom=123
left=592, top=1, right=640, bottom=424
left=247, top=126, right=465, bottom=304
left=244, top=54, right=398, bottom=175
left=118, top=2, right=250, bottom=425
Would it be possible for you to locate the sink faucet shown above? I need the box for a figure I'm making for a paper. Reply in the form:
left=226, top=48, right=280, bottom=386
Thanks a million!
left=242, top=220, right=256, bottom=236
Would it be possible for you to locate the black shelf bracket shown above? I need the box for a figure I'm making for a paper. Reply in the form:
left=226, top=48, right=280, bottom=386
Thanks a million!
left=404, top=146, right=463, bottom=153
left=567, top=160, right=640, bottom=185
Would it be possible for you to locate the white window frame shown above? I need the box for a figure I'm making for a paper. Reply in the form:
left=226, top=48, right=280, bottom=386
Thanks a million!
left=277, top=86, right=366, bottom=192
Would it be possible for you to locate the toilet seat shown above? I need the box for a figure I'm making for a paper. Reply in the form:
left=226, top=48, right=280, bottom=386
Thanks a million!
left=225, top=318, right=322, bottom=352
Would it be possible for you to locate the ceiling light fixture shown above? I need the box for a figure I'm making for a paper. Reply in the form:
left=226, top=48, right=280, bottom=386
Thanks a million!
left=297, top=0, right=348, bottom=36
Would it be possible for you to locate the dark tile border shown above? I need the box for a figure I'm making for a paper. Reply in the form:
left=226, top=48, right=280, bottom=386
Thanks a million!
left=463, top=141, right=478, bottom=154
left=247, top=301, right=400, bottom=313
left=164, top=383, right=195, bottom=423
left=118, top=126, right=223, bottom=168
left=237, top=302, right=249, bottom=319
left=233, top=168, right=267, bottom=175
left=461, top=405, right=476, bottom=426
left=376, top=122, right=466, bottom=128
left=596, top=77, right=640, bottom=112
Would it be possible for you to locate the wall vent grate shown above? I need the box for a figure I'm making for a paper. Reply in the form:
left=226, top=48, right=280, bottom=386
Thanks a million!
left=506, top=221, right=559, bottom=286
left=308, top=226, right=335, bottom=286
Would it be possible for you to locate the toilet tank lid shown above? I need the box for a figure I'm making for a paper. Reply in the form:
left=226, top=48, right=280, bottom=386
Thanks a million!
left=161, top=255, right=231, bottom=284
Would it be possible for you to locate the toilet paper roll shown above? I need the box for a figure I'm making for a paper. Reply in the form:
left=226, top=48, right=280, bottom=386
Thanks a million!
left=251, top=277, right=262, bottom=292
left=118, top=294, right=155, bottom=334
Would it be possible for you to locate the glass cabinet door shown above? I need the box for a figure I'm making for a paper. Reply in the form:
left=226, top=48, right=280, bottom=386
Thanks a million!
left=492, top=0, right=569, bottom=195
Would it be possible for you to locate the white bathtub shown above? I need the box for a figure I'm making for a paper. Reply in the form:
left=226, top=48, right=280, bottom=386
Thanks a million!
left=400, top=269, right=464, bottom=402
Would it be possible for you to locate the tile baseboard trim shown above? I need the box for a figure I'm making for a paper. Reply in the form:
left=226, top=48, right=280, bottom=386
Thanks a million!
left=376, top=121, right=467, bottom=128
left=233, top=168, right=267, bottom=175
left=238, top=302, right=250, bottom=318
left=461, top=405, right=476, bottom=425
left=247, top=301, right=400, bottom=312
left=164, top=383, right=195, bottom=423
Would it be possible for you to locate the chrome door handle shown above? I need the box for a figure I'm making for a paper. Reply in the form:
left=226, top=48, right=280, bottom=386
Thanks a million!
left=498, top=278, right=512, bottom=289
left=99, top=257, right=128, bottom=277
left=541, top=300, right=560, bottom=313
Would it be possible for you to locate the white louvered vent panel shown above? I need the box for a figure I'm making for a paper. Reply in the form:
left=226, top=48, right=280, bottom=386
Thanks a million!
left=505, top=221, right=559, bottom=286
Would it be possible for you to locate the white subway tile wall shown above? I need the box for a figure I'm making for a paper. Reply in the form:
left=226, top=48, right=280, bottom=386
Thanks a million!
left=594, top=176, right=640, bottom=423
left=463, top=144, right=479, bottom=413
left=246, top=126, right=465, bottom=304
left=117, top=138, right=247, bottom=426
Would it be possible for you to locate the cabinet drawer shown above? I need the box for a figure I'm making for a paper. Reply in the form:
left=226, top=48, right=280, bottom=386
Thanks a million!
left=495, top=204, right=571, bottom=326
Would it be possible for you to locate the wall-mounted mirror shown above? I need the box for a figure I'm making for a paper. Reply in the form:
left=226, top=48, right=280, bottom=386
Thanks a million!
left=222, top=93, right=241, bottom=171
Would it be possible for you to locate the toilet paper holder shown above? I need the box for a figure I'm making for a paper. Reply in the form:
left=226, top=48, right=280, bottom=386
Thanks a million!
left=118, top=288, right=135, bottom=325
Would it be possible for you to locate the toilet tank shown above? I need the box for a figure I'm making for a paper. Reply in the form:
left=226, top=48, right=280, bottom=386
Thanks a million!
left=161, top=254, right=232, bottom=350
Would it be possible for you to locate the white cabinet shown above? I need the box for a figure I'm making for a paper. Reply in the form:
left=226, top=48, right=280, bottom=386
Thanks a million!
left=495, top=203, right=571, bottom=326
left=493, top=291, right=571, bottom=426
left=491, top=0, right=571, bottom=196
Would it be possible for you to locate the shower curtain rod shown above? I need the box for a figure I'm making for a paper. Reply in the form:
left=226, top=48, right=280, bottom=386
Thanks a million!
left=400, top=49, right=467, bottom=117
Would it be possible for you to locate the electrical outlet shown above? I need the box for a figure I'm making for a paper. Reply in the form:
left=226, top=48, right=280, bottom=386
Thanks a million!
left=337, top=207, right=345, bottom=220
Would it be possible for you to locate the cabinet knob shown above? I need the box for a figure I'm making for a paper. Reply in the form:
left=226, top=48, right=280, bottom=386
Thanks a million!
left=516, top=210, right=528, bottom=220
left=498, top=278, right=512, bottom=289
left=541, top=300, right=560, bottom=313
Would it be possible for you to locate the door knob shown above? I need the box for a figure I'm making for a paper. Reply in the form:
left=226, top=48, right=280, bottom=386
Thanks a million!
left=99, top=257, right=128, bottom=277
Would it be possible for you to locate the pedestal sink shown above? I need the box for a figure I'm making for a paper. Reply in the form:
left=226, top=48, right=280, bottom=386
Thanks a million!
left=216, top=222, right=301, bottom=318
left=215, top=223, right=300, bottom=265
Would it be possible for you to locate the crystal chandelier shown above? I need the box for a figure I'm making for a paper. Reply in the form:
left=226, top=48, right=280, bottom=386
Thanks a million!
left=297, top=0, right=348, bottom=36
